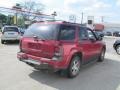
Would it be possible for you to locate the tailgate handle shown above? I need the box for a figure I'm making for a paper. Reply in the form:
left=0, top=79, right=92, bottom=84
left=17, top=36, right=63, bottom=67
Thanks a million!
left=33, top=36, right=38, bottom=41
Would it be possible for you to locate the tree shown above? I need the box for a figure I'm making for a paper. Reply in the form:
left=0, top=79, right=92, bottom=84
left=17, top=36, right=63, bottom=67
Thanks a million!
left=17, top=16, right=25, bottom=27
left=0, top=13, right=7, bottom=24
left=20, top=1, right=45, bottom=21
left=6, top=15, right=14, bottom=25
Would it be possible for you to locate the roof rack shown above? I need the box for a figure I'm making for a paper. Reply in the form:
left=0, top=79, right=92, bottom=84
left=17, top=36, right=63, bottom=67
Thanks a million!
left=35, top=20, right=87, bottom=26
left=39, top=19, right=71, bottom=22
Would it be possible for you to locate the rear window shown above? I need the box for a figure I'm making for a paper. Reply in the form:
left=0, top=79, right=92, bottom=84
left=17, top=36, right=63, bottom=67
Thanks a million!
left=3, top=27, right=19, bottom=32
left=23, top=23, right=59, bottom=40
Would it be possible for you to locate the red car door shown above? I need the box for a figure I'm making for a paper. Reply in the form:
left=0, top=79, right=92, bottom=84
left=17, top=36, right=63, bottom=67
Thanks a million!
left=78, top=27, right=95, bottom=63
left=87, top=29, right=102, bottom=59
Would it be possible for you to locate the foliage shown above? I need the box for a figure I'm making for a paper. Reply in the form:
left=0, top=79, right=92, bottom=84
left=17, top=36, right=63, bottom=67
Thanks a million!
left=20, top=1, right=45, bottom=20
left=0, top=14, right=7, bottom=24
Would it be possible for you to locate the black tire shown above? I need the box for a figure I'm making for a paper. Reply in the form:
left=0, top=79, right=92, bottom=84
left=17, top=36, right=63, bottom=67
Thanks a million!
left=98, top=48, right=105, bottom=62
left=67, top=55, right=81, bottom=78
left=1, top=40, right=4, bottom=44
left=116, top=45, right=120, bottom=55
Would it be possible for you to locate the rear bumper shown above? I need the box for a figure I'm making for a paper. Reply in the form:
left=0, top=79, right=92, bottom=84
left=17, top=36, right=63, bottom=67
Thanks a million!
left=1, top=36, right=21, bottom=41
left=17, top=52, right=67, bottom=71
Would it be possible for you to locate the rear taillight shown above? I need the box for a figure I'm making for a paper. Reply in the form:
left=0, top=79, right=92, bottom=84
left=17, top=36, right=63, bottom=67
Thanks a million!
left=19, top=39, right=22, bottom=52
left=52, top=46, right=64, bottom=61
left=18, top=32, right=20, bottom=35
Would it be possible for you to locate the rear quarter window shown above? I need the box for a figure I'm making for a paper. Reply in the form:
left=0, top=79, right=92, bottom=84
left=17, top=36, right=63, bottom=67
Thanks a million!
left=59, top=25, right=76, bottom=40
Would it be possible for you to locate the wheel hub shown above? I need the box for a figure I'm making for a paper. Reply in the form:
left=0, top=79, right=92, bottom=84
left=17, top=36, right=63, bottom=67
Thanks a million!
left=71, top=60, right=80, bottom=75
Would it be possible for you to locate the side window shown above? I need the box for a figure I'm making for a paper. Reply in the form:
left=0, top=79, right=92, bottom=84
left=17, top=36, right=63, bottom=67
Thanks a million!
left=87, top=29, right=96, bottom=40
left=59, top=25, right=75, bottom=40
left=79, top=27, right=88, bottom=40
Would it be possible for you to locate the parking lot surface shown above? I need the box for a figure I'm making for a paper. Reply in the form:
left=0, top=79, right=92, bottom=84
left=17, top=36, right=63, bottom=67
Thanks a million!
left=0, top=36, right=120, bottom=90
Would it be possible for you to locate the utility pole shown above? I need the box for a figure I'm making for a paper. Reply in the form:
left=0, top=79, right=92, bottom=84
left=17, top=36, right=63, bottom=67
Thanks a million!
left=12, top=3, right=21, bottom=25
left=15, top=12, right=17, bottom=25
left=81, top=12, right=84, bottom=24
left=101, top=16, right=104, bottom=23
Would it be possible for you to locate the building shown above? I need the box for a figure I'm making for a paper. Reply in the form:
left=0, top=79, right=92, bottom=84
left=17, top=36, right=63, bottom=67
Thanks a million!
left=103, top=23, right=120, bottom=33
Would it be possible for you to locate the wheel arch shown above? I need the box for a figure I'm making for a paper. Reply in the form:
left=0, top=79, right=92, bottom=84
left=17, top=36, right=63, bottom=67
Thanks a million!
left=115, top=43, right=120, bottom=49
left=71, top=52, right=83, bottom=62
left=66, top=51, right=83, bottom=68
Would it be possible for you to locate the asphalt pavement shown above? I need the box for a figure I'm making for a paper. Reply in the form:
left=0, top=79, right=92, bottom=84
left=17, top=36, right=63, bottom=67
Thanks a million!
left=0, top=37, right=120, bottom=90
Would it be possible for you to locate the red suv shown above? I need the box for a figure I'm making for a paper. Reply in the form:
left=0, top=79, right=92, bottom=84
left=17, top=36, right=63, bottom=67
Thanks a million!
left=17, top=21, right=106, bottom=78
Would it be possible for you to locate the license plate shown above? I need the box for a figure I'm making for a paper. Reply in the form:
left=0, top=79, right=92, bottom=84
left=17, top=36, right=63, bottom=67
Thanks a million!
left=28, top=43, right=41, bottom=49
left=8, top=33, right=14, bottom=35
left=24, top=59, right=40, bottom=65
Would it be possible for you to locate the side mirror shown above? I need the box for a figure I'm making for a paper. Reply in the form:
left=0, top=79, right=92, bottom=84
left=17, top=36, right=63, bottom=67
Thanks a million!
left=98, top=36, right=103, bottom=41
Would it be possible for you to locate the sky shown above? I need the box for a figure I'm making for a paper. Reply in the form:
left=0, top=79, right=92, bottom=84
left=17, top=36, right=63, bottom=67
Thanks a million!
left=0, top=0, right=120, bottom=23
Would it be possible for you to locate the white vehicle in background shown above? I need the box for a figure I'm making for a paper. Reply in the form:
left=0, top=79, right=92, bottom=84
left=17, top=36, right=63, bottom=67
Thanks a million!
left=1, top=26, right=21, bottom=44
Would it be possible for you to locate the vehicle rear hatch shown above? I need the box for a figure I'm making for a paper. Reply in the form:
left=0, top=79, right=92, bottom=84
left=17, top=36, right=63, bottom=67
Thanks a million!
left=3, top=27, right=19, bottom=38
left=21, top=23, right=59, bottom=59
